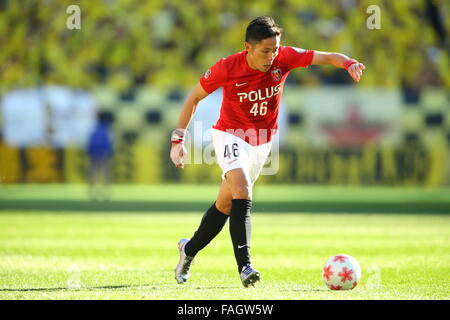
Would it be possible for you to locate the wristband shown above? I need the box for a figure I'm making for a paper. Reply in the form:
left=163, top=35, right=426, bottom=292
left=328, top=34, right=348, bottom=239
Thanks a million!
left=344, top=59, right=358, bottom=70
left=171, top=128, right=186, bottom=144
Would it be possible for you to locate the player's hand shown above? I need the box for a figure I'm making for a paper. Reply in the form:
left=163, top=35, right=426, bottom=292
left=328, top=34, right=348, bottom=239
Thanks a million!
left=347, top=62, right=365, bottom=83
left=170, top=142, right=187, bottom=168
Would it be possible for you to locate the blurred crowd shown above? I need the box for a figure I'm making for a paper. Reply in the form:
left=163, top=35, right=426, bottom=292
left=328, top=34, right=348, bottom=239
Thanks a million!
left=0, top=0, right=448, bottom=93
left=0, top=0, right=448, bottom=186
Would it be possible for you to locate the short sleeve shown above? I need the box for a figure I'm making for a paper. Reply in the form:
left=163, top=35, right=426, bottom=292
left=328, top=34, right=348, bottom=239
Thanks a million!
left=280, top=46, right=315, bottom=70
left=199, top=58, right=227, bottom=94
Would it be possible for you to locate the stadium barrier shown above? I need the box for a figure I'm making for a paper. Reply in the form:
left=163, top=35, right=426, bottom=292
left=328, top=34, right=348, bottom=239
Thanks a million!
left=0, top=141, right=448, bottom=186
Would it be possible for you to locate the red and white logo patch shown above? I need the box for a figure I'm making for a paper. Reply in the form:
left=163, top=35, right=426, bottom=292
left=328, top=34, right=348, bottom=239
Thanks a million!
left=271, top=68, right=282, bottom=81
left=204, top=69, right=211, bottom=79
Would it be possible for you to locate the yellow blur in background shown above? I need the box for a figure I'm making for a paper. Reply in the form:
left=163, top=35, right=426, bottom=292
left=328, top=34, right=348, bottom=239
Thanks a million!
left=0, top=0, right=448, bottom=186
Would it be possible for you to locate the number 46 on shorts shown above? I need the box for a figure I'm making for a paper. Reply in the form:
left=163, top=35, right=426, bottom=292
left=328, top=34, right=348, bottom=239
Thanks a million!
left=224, top=143, right=239, bottom=159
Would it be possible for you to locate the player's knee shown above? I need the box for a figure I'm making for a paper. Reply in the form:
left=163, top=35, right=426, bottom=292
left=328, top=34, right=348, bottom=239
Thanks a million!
left=232, top=185, right=252, bottom=200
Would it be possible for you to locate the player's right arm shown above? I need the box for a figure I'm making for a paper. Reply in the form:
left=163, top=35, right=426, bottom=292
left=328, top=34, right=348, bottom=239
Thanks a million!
left=175, top=83, right=209, bottom=132
left=170, top=83, right=209, bottom=168
left=170, top=58, right=226, bottom=168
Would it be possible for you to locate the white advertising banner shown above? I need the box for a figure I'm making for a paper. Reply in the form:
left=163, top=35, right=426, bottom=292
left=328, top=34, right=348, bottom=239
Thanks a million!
left=1, top=86, right=96, bottom=148
left=1, top=88, right=48, bottom=147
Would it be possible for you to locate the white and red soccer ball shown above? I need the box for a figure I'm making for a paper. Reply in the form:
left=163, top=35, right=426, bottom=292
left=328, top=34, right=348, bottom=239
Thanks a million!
left=322, top=254, right=362, bottom=290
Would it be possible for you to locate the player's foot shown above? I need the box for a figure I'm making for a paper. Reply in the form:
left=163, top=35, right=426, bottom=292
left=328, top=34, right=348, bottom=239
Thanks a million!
left=175, top=238, right=194, bottom=284
left=240, top=264, right=261, bottom=288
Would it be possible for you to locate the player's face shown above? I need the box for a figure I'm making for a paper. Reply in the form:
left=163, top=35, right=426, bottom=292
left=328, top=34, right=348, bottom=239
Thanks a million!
left=245, top=36, right=280, bottom=72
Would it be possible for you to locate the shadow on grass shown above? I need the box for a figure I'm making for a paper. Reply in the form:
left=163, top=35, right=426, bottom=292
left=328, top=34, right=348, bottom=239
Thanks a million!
left=0, top=200, right=449, bottom=214
left=0, top=284, right=157, bottom=292
left=280, top=288, right=329, bottom=292
left=0, top=284, right=242, bottom=292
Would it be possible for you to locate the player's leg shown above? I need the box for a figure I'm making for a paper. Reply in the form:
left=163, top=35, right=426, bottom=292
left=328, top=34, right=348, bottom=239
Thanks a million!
left=215, top=179, right=233, bottom=214
left=88, top=157, right=99, bottom=200
left=184, top=181, right=231, bottom=257
left=226, top=138, right=274, bottom=287
left=225, top=168, right=261, bottom=287
left=206, top=169, right=261, bottom=288
left=225, top=168, right=252, bottom=272
left=175, top=181, right=231, bottom=284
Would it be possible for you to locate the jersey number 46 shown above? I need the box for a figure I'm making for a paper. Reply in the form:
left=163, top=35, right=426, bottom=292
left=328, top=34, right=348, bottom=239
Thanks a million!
left=249, top=101, right=268, bottom=116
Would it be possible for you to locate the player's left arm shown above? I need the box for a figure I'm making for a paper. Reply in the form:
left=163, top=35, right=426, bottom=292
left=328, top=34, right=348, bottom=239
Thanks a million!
left=311, top=51, right=365, bottom=83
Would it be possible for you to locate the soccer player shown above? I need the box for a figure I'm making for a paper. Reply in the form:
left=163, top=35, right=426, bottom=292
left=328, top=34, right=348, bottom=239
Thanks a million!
left=170, top=16, right=365, bottom=287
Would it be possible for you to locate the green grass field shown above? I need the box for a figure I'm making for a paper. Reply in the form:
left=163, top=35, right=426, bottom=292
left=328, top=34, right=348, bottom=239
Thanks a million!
left=0, top=185, right=449, bottom=300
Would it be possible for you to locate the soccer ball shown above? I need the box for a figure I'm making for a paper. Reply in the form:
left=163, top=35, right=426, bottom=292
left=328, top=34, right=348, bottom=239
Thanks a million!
left=322, top=254, right=362, bottom=290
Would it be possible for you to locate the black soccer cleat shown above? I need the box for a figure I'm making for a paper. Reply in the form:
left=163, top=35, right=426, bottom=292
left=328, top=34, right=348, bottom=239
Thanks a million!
left=240, top=264, right=261, bottom=288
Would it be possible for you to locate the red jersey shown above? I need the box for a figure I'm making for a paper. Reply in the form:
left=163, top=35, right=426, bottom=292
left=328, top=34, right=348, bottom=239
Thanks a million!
left=199, top=46, right=314, bottom=146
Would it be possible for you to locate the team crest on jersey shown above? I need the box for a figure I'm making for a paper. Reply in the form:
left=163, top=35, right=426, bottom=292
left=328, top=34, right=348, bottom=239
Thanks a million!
left=271, top=68, right=282, bottom=81
left=204, top=69, right=211, bottom=79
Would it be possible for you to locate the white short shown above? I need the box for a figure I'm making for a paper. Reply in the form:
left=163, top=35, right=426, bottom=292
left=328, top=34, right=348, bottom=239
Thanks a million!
left=212, top=129, right=272, bottom=185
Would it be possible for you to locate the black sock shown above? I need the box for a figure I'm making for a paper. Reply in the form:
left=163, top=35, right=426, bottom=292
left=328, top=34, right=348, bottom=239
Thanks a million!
left=184, top=203, right=229, bottom=257
left=229, top=199, right=252, bottom=273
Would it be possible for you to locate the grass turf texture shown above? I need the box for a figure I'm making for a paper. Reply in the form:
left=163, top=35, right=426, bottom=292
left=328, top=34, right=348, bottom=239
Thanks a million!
left=1, top=184, right=450, bottom=213
left=0, top=185, right=449, bottom=299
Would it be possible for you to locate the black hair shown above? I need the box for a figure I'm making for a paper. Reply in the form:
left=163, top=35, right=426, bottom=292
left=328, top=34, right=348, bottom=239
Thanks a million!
left=245, top=16, right=283, bottom=44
